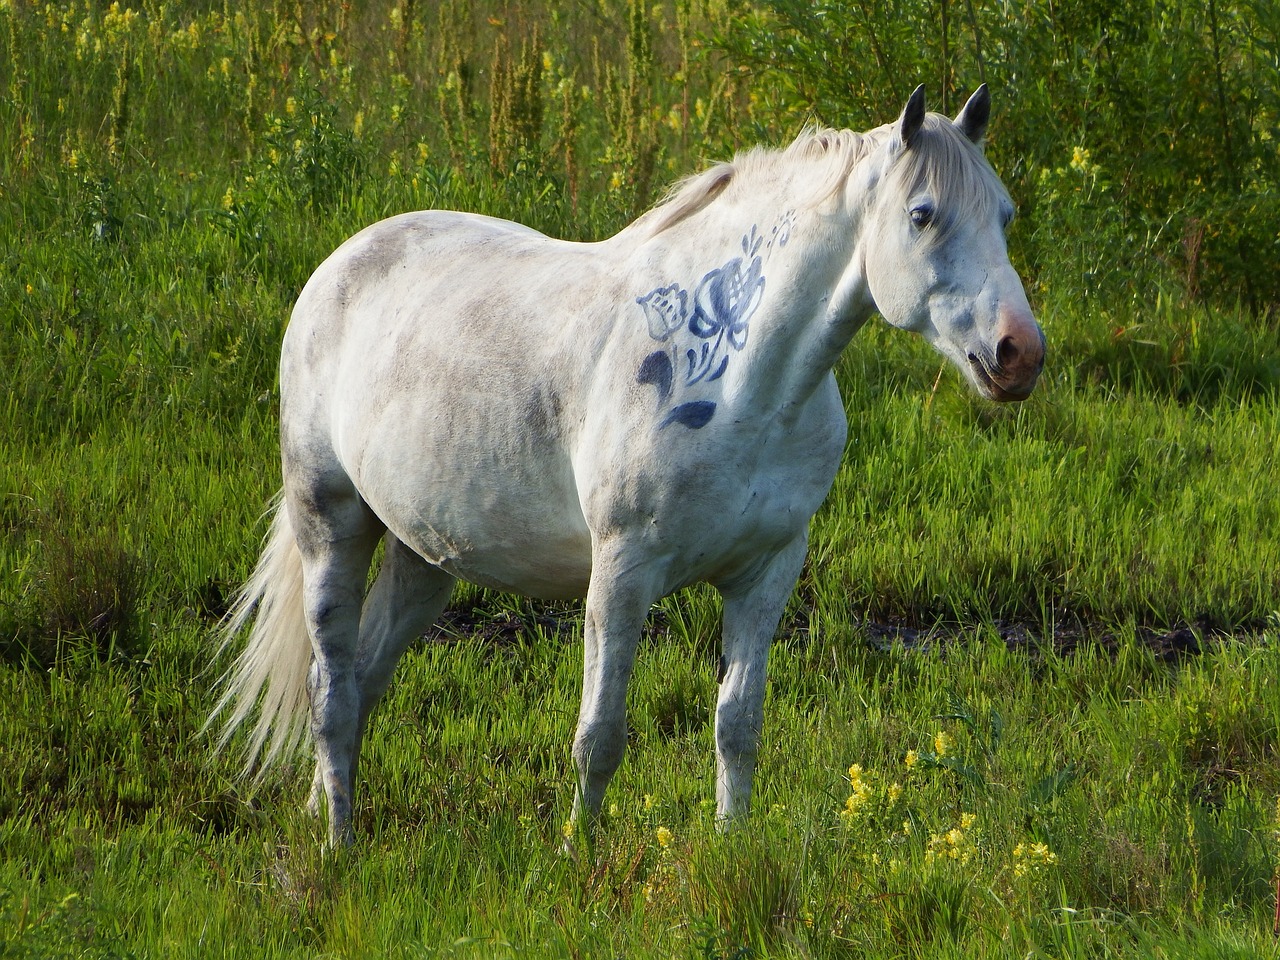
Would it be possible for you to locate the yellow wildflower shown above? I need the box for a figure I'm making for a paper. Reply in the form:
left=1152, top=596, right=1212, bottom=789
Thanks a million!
left=655, top=826, right=673, bottom=849
left=842, top=786, right=870, bottom=817
left=933, top=730, right=955, bottom=757
left=840, top=763, right=874, bottom=820
left=904, top=749, right=919, bottom=771
left=1012, top=840, right=1057, bottom=878
left=925, top=814, right=977, bottom=866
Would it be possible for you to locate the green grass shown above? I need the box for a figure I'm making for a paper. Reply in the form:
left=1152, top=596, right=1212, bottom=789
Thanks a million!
left=4, top=628, right=1280, bottom=956
left=3, top=0, right=1280, bottom=956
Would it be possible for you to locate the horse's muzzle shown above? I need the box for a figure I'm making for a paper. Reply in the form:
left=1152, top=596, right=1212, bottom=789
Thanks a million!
left=970, top=313, right=1045, bottom=402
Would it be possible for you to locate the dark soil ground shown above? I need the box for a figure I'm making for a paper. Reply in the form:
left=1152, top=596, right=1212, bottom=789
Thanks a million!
left=428, top=599, right=1261, bottom=665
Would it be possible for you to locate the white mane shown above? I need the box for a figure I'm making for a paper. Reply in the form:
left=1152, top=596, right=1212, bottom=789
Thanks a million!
left=634, top=117, right=1007, bottom=240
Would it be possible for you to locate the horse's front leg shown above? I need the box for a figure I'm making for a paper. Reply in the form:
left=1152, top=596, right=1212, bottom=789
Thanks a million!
left=570, top=549, right=660, bottom=832
left=714, top=535, right=809, bottom=825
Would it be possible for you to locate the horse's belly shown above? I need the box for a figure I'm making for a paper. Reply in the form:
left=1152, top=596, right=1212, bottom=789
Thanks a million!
left=398, top=504, right=593, bottom=600
left=349, top=427, right=594, bottom=600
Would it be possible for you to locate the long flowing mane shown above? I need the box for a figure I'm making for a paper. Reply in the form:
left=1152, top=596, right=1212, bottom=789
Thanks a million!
left=632, top=117, right=1008, bottom=240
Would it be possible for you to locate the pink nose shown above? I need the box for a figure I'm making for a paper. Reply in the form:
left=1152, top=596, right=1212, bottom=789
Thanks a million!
left=992, top=312, right=1045, bottom=400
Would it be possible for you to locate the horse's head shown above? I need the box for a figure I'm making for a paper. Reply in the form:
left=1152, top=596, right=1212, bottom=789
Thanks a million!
left=860, top=86, right=1044, bottom=402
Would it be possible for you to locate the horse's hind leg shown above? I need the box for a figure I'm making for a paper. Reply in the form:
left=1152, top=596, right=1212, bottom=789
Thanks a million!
left=304, top=532, right=454, bottom=824
left=350, top=535, right=454, bottom=776
left=289, top=483, right=384, bottom=846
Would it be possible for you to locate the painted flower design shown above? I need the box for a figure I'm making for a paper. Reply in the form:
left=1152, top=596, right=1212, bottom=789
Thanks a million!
left=633, top=220, right=783, bottom=429
left=685, top=253, right=764, bottom=383
left=636, top=283, right=687, bottom=341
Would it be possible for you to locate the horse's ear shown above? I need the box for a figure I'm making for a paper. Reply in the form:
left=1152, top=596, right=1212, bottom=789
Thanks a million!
left=897, top=84, right=927, bottom=150
left=954, top=84, right=991, bottom=147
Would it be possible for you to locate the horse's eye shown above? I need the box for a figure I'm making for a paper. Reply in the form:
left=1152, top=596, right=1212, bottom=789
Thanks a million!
left=910, top=204, right=934, bottom=229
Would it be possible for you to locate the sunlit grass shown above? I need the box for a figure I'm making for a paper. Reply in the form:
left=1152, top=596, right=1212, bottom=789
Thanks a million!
left=3, top=626, right=1280, bottom=956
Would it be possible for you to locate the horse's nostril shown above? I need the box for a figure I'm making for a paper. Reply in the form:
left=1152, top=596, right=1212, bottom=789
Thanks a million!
left=997, top=335, right=1019, bottom=367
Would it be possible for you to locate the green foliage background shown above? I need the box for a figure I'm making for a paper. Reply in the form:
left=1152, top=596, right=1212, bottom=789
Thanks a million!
left=2, top=0, right=1280, bottom=956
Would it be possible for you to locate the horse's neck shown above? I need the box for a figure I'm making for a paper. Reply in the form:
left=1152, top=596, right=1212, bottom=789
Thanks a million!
left=617, top=155, right=878, bottom=421
left=716, top=188, right=874, bottom=420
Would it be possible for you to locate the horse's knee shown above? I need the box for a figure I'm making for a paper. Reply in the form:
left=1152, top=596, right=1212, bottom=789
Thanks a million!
left=715, top=687, right=763, bottom=760
left=573, top=722, right=626, bottom=779
left=715, top=721, right=759, bottom=767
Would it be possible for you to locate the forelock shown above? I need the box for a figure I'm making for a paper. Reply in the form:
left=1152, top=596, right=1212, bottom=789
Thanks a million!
left=886, top=115, right=1010, bottom=237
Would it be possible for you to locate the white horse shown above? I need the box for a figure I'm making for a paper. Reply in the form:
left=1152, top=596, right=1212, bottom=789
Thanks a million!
left=211, top=86, right=1044, bottom=846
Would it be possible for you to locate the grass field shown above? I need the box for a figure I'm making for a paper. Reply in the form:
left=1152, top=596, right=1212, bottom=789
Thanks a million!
left=3, top=0, right=1280, bottom=956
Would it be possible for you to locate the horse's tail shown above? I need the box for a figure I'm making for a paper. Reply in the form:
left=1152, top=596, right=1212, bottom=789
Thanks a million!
left=207, top=492, right=312, bottom=776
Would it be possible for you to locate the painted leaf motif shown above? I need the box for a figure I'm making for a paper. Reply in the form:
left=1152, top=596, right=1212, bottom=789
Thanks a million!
left=660, top=400, right=717, bottom=430
left=637, top=350, right=674, bottom=401
left=632, top=221, right=782, bottom=430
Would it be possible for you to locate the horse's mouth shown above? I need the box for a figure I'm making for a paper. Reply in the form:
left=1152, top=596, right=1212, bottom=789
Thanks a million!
left=966, top=351, right=1031, bottom=402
